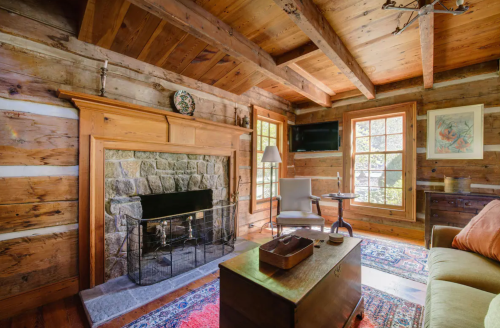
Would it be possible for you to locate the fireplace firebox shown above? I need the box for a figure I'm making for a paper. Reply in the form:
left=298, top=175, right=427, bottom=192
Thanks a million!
left=126, top=194, right=235, bottom=285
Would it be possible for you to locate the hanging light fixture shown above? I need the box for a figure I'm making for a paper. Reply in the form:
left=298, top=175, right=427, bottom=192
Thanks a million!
left=382, top=0, right=469, bottom=35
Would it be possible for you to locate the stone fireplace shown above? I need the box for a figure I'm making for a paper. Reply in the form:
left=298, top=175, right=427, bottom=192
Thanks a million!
left=104, top=150, right=229, bottom=281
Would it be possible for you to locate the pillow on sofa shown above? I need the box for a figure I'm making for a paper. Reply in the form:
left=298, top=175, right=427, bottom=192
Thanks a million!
left=452, top=200, right=500, bottom=262
left=485, top=293, right=500, bottom=328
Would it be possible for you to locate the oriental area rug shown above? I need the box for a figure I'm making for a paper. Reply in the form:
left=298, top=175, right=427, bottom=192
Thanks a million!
left=124, top=279, right=424, bottom=328
left=281, top=228, right=430, bottom=284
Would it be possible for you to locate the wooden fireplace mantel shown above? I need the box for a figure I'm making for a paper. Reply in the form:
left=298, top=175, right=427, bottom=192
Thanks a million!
left=57, top=90, right=252, bottom=289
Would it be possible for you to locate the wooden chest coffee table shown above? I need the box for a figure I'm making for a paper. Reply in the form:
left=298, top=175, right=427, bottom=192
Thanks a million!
left=219, top=229, right=363, bottom=328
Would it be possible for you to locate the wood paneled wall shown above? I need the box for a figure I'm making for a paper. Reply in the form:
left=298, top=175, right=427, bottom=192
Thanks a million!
left=293, top=72, right=500, bottom=239
left=0, top=13, right=294, bottom=319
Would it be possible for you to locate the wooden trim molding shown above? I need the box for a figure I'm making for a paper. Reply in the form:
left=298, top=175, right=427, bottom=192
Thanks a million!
left=251, top=106, right=288, bottom=214
left=342, top=102, right=417, bottom=222
left=58, top=90, right=251, bottom=289
left=0, top=277, right=79, bottom=320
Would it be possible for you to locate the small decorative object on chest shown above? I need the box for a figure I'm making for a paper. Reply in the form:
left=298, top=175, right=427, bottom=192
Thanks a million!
left=444, top=176, right=471, bottom=193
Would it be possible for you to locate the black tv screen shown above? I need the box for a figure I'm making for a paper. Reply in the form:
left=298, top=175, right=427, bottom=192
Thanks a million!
left=290, top=121, right=339, bottom=152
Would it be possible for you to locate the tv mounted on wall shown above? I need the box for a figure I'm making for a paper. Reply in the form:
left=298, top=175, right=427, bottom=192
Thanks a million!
left=290, top=121, right=340, bottom=152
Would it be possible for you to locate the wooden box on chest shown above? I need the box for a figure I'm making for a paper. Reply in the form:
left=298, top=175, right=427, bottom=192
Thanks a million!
left=425, top=191, right=500, bottom=248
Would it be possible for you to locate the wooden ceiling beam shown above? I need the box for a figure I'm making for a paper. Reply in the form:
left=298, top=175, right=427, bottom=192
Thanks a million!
left=419, top=11, right=434, bottom=89
left=273, top=0, right=375, bottom=100
left=275, top=42, right=321, bottom=68
left=127, top=0, right=331, bottom=107
left=288, top=63, right=335, bottom=96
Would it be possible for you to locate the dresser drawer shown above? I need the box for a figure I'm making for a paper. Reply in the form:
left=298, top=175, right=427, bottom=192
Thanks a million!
left=430, top=194, right=494, bottom=213
left=429, top=209, right=475, bottom=227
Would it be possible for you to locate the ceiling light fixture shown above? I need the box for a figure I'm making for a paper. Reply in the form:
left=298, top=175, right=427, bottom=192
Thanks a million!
left=382, top=0, right=469, bottom=35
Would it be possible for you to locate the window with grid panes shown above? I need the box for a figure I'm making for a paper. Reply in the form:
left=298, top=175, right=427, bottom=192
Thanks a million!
left=352, top=115, right=405, bottom=208
left=256, top=119, right=280, bottom=200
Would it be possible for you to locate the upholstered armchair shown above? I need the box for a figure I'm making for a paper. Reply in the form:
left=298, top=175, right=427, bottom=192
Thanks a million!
left=275, top=178, right=325, bottom=237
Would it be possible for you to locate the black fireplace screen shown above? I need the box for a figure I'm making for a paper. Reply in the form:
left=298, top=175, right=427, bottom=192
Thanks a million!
left=125, top=201, right=236, bottom=285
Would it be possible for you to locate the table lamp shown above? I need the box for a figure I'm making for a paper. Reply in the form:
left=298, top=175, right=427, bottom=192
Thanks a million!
left=261, top=146, right=282, bottom=237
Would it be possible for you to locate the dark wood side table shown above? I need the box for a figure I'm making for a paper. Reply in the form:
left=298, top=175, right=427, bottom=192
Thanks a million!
left=219, top=229, right=364, bottom=328
left=322, top=193, right=358, bottom=237
left=424, top=191, right=500, bottom=249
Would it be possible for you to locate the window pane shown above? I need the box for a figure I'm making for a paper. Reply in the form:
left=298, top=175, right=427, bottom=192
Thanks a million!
left=272, top=183, right=278, bottom=196
left=270, top=124, right=277, bottom=138
left=356, top=187, right=369, bottom=202
left=371, top=119, right=385, bottom=136
left=387, top=116, right=403, bottom=134
left=257, top=185, right=263, bottom=200
left=387, top=134, right=403, bottom=151
left=369, top=171, right=385, bottom=187
left=257, top=169, right=263, bottom=184
left=371, top=135, right=385, bottom=152
left=355, top=154, right=369, bottom=170
left=370, top=188, right=385, bottom=204
left=386, top=153, right=403, bottom=170
left=356, top=137, right=369, bottom=152
left=356, top=121, right=369, bottom=137
left=264, top=169, right=271, bottom=183
left=262, top=136, right=269, bottom=150
left=257, top=120, right=262, bottom=135
left=257, top=153, right=263, bottom=168
left=386, top=171, right=403, bottom=188
left=272, top=167, right=278, bottom=181
left=264, top=184, right=271, bottom=198
left=355, top=171, right=369, bottom=187
left=257, top=136, right=261, bottom=151
left=386, top=188, right=403, bottom=206
left=370, top=154, right=385, bottom=170
left=269, top=138, right=277, bottom=147
left=262, top=121, right=269, bottom=136
left=264, top=161, right=271, bottom=168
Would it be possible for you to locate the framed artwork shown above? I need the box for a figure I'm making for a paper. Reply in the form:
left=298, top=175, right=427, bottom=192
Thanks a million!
left=427, top=104, right=483, bottom=159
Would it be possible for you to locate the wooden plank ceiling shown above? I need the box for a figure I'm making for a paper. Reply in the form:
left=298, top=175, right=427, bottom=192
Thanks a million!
left=79, top=0, right=500, bottom=105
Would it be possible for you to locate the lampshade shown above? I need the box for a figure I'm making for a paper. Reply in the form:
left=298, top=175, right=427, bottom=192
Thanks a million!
left=261, top=146, right=282, bottom=163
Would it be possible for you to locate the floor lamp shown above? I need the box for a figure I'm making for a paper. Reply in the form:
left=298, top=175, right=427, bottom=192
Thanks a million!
left=260, top=145, right=282, bottom=237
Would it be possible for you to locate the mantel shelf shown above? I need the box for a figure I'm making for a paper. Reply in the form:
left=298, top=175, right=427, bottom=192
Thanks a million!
left=57, top=90, right=253, bottom=135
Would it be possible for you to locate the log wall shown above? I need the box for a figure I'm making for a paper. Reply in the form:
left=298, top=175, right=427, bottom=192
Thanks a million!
left=0, top=9, right=293, bottom=316
left=294, top=71, right=500, bottom=239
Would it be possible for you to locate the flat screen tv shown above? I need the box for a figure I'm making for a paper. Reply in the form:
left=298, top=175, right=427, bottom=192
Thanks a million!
left=290, top=121, right=339, bottom=152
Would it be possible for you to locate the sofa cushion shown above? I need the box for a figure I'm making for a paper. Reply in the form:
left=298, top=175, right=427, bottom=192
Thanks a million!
left=452, top=199, right=500, bottom=262
left=429, top=247, right=500, bottom=294
left=276, top=211, right=324, bottom=225
left=485, top=294, right=500, bottom=328
left=424, top=280, right=496, bottom=328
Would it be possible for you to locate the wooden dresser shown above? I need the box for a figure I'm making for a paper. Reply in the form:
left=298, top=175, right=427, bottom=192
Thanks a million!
left=425, top=191, right=500, bottom=248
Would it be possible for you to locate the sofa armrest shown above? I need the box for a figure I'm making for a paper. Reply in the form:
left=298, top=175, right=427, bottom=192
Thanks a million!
left=431, top=225, right=462, bottom=249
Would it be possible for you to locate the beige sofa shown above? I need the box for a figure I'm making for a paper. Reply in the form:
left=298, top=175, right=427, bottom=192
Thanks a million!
left=425, top=225, right=500, bottom=328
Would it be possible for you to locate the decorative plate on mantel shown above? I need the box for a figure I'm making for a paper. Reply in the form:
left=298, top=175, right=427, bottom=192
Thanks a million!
left=173, top=90, right=195, bottom=116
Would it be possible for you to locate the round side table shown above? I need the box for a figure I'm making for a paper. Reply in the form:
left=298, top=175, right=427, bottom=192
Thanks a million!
left=321, top=193, right=358, bottom=237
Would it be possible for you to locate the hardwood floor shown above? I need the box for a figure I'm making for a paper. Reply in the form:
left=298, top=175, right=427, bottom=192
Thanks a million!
left=0, top=228, right=426, bottom=328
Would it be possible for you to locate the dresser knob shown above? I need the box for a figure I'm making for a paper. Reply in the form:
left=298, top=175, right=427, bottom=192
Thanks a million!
left=465, top=202, right=472, bottom=206
left=433, top=214, right=438, bottom=217
left=448, top=201, right=455, bottom=205
left=433, top=200, right=439, bottom=203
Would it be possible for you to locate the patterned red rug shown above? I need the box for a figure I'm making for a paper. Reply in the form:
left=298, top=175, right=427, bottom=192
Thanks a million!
left=124, top=279, right=423, bottom=328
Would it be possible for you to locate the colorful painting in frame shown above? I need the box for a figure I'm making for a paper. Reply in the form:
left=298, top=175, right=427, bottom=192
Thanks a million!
left=427, top=104, right=483, bottom=159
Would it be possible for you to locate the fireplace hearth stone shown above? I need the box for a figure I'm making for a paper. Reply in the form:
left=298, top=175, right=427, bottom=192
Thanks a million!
left=80, top=238, right=259, bottom=328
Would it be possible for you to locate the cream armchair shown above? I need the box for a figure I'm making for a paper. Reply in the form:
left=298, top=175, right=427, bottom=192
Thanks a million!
left=276, top=178, right=325, bottom=237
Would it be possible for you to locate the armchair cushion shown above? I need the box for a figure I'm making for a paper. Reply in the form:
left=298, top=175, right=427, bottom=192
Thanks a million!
left=279, top=178, right=313, bottom=212
left=276, top=211, right=324, bottom=226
